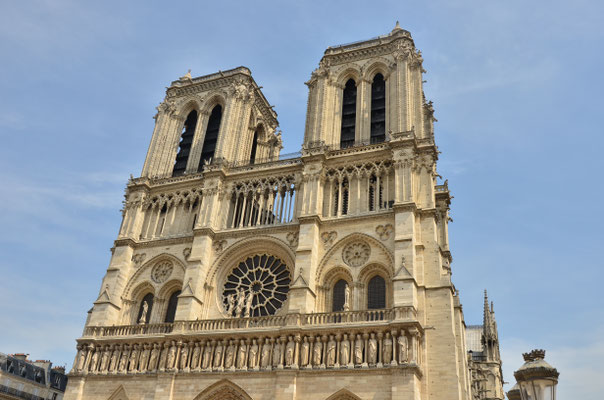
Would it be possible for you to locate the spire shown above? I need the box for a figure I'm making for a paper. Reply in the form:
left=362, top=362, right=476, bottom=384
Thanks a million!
left=391, top=21, right=403, bottom=34
left=483, top=289, right=491, bottom=329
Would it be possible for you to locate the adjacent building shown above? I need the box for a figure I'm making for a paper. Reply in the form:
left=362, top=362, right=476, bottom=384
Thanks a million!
left=0, top=353, right=67, bottom=400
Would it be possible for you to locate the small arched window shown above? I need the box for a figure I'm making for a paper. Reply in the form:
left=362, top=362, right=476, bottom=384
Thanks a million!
left=250, top=130, right=259, bottom=164
left=198, top=105, right=222, bottom=171
left=164, top=290, right=181, bottom=323
left=340, top=79, right=357, bottom=148
left=136, top=293, right=154, bottom=324
left=173, top=110, right=198, bottom=176
left=332, top=279, right=348, bottom=312
left=370, top=73, right=386, bottom=143
left=367, top=275, right=386, bottom=309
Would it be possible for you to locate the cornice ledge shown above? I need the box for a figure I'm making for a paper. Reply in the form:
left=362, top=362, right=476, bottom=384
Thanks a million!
left=297, top=215, right=322, bottom=225
left=193, top=227, right=217, bottom=239
left=392, top=202, right=417, bottom=213
left=216, top=223, right=299, bottom=239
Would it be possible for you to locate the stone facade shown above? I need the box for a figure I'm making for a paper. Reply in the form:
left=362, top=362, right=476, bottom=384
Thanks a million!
left=64, top=24, right=503, bottom=400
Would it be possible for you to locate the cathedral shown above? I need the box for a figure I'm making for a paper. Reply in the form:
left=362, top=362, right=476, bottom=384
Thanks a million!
left=64, top=24, right=504, bottom=400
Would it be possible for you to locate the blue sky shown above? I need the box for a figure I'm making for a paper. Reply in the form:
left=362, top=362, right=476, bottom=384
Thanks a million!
left=1, top=0, right=602, bottom=397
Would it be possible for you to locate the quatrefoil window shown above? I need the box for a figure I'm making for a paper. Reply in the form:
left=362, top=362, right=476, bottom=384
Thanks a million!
left=222, top=254, right=291, bottom=317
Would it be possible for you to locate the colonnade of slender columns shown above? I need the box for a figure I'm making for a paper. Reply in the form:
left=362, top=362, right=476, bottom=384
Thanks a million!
left=227, top=184, right=297, bottom=229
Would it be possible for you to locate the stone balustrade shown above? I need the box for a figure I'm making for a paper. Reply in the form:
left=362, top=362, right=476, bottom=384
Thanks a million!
left=83, top=307, right=417, bottom=338
left=72, top=322, right=421, bottom=377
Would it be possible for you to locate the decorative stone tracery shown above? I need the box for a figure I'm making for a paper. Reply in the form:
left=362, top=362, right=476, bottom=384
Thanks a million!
left=342, top=241, right=371, bottom=267
left=151, top=261, right=173, bottom=284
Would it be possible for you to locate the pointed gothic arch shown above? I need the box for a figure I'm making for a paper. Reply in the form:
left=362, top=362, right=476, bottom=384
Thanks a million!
left=325, top=388, right=362, bottom=400
left=107, top=385, right=129, bottom=400
left=193, top=379, right=253, bottom=400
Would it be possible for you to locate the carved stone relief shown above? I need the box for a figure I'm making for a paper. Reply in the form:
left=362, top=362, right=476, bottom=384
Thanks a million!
left=321, top=231, right=337, bottom=247
left=286, top=232, right=299, bottom=248
left=375, top=224, right=393, bottom=241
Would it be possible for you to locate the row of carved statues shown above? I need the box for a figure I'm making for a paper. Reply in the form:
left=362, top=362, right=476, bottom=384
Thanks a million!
left=72, top=327, right=420, bottom=375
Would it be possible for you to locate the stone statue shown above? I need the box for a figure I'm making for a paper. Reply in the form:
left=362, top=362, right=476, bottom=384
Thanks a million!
left=213, top=342, right=224, bottom=368
left=138, top=301, right=149, bottom=324
left=202, top=343, right=213, bottom=369
left=312, top=338, right=322, bottom=366
left=226, top=293, right=236, bottom=317
left=179, top=344, right=189, bottom=370
left=354, top=334, right=364, bottom=365
left=300, top=337, right=310, bottom=367
left=158, top=343, right=168, bottom=371
left=261, top=341, right=271, bottom=368
left=118, top=348, right=128, bottom=372
left=138, top=344, right=150, bottom=372
left=235, top=289, right=245, bottom=317
left=248, top=339, right=259, bottom=368
left=148, top=344, right=159, bottom=371
left=127, top=345, right=138, bottom=372
left=397, top=334, right=408, bottom=363
left=109, top=347, right=119, bottom=372
left=89, top=347, right=99, bottom=372
left=244, top=291, right=254, bottom=317
left=285, top=338, right=295, bottom=366
left=237, top=340, right=247, bottom=369
left=166, top=343, right=177, bottom=370
left=272, top=341, right=282, bottom=367
left=326, top=336, right=336, bottom=366
left=368, top=333, right=378, bottom=364
left=340, top=335, right=350, bottom=365
left=383, top=333, right=393, bottom=364
left=99, top=346, right=110, bottom=372
left=76, top=346, right=87, bottom=371
left=343, top=284, right=350, bottom=311
left=225, top=340, right=235, bottom=368
left=190, top=343, right=200, bottom=370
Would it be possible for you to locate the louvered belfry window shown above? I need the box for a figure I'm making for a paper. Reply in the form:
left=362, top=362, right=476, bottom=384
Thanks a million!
left=164, top=290, right=181, bottom=323
left=198, top=105, right=222, bottom=170
left=250, top=130, right=259, bottom=164
left=172, top=110, right=198, bottom=176
left=370, top=73, right=386, bottom=143
left=367, top=275, right=386, bottom=309
left=332, top=279, right=348, bottom=312
left=340, top=79, right=357, bottom=148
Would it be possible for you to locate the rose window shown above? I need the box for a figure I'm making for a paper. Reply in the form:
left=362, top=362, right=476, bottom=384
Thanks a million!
left=151, top=261, right=173, bottom=283
left=342, top=241, right=371, bottom=267
left=222, top=254, right=291, bottom=317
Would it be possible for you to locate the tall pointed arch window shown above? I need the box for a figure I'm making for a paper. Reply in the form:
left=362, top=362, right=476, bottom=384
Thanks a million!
left=340, top=79, right=357, bottom=149
left=250, top=129, right=259, bottom=164
left=164, top=290, right=181, bottom=323
left=367, top=275, right=386, bottom=309
left=332, top=279, right=348, bottom=312
left=172, top=110, right=198, bottom=176
left=136, top=293, right=154, bottom=324
left=198, top=105, right=222, bottom=171
left=370, top=73, right=386, bottom=143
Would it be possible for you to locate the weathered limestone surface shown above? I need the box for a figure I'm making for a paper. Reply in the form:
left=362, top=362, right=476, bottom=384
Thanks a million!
left=64, top=24, right=503, bottom=400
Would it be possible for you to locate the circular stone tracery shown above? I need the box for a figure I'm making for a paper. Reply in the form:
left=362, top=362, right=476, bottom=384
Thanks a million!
left=342, top=241, right=371, bottom=267
left=222, top=254, right=291, bottom=317
left=151, top=261, right=173, bottom=283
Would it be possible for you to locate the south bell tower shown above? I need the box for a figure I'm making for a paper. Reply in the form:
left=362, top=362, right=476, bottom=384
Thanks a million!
left=65, top=24, right=503, bottom=400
